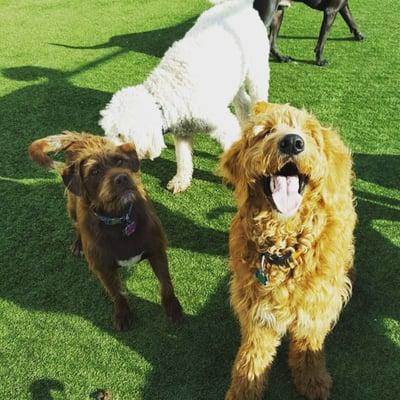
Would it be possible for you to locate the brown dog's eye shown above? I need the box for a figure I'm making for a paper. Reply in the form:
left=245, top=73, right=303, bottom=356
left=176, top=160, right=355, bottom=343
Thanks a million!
left=90, top=169, right=99, bottom=176
left=115, top=158, right=124, bottom=167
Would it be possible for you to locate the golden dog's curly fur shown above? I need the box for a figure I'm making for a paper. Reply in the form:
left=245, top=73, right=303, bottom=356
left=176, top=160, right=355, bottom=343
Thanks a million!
left=220, top=102, right=356, bottom=400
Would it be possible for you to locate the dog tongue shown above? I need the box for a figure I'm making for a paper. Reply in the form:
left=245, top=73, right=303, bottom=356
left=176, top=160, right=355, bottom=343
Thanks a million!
left=271, top=176, right=302, bottom=216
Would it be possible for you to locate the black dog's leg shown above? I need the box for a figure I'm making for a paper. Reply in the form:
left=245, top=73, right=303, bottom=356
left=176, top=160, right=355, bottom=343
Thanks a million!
left=339, top=4, right=364, bottom=40
left=314, top=8, right=338, bottom=66
left=269, top=7, right=291, bottom=62
left=254, top=0, right=280, bottom=27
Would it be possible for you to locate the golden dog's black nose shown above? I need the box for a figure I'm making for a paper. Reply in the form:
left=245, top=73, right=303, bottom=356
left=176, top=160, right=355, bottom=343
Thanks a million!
left=114, top=173, right=129, bottom=185
left=279, top=134, right=304, bottom=156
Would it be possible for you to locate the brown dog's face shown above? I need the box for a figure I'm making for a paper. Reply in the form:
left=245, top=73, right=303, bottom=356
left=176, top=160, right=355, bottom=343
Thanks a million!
left=221, top=102, right=352, bottom=218
left=62, top=142, right=141, bottom=214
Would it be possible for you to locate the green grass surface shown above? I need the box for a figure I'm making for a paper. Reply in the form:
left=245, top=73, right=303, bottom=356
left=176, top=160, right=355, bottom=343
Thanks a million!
left=0, top=0, right=399, bottom=399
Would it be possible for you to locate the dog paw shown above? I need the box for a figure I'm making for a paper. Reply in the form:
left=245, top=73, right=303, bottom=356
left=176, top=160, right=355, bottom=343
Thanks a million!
left=354, top=31, right=365, bottom=41
left=71, top=239, right=83, bottom=257
left=278, top=54, right=292, bottom=63
left=112, top=305, right=132, bottom=331
left=167, top=176, right=191, bottom=193
left=294, top=372, right=332, bottom=400
left=96, top=389, right=113, bottom=400
left=316, top=58, right=328, bottom=67
left=162, top=295, right=183, bottom=322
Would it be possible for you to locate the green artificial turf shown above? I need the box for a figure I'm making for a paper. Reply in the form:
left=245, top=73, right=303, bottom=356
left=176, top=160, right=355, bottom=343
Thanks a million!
left=0, top=0, right=398, bottom=399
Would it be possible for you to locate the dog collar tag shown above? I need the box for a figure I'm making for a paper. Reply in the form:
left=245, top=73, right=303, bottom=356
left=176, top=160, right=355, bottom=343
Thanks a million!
left=255, top=268, right=268, bottom=285
left=256, top=254, right=268, bottom=285
left=124, top=221, right=136, bottom=236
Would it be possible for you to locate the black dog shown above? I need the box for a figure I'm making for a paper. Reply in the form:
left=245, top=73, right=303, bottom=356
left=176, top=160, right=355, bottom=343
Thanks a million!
left=254, top=0, right=364, bottom=66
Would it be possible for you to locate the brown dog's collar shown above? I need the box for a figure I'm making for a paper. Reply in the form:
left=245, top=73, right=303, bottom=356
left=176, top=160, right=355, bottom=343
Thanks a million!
left=255, top=249, right=302, bottom=285
left=93, top=203, right=137, bottom=236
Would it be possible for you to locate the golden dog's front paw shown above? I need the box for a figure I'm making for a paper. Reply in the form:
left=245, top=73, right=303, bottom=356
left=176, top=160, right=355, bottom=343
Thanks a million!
left=294, top=371, right=332, bottom=400
left=167, top=175, right=191, bottom=193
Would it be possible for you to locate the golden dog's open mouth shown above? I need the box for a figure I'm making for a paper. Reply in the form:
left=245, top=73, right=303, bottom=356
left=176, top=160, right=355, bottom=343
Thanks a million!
left=262, top=162, right=308, bottom=217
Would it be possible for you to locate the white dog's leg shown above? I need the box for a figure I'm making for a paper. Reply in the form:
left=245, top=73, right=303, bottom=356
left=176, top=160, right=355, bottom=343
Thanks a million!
left=246, top=62, right=270, bottom=102
left=208, top=110, right=242, bottom=151
left=167, top=135, right=193, bottom=193
left=233, top=86, right=251, bottom=123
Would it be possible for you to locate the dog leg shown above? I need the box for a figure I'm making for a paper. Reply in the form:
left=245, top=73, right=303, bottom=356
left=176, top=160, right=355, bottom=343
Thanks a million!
left=226, top=325, right=281, bottom=400
left=148, top=252, right=183, bottom=322
left=167, top=135, right=193, bottom=193
left=339, top=4, right=364, bottom=40
left=246, top=64, right=269, bottom=103
left=71, top=233, right=83, bottom=257
left=314, top=8, right=338, bottom=66
left=288, top=336, right=332, bottom=400
left=208, top=110, right=242, bottom=151
left=92, top=264, right=132, bottom=331
left=269, top=7, right=291, bottom=62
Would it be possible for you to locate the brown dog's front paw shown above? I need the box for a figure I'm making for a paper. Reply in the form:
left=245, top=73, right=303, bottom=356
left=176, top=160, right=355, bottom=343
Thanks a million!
left=162, top=295, right=183, bottom=322
left=294, top=372, right=332, bottom=400
left=71, top=238, right=83, bottom=257
left=112, top=305, right=132, bottom=331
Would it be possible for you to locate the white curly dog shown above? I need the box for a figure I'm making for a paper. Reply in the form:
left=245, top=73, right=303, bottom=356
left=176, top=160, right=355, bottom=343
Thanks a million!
left=100, top=0, right=270, bottom=193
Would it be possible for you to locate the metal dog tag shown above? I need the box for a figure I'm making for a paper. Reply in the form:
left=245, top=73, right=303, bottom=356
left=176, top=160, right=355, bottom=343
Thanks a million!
left=124, top=221, right=136, bottom=236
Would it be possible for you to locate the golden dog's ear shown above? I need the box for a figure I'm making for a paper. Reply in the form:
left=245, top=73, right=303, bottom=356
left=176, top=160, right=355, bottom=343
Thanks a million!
left=252, top=101, right=274, bottom=116
left=62, top=163, right=82, bottom=196
left=321, top=127, right=353, bottom=205
left=220, top=139, right=243, bottom=186
left=118, top=143, right=140, bottom=172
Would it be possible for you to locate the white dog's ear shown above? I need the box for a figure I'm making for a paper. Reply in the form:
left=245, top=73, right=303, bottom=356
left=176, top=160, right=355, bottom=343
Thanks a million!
left=219, top=139, right=243, bottom=186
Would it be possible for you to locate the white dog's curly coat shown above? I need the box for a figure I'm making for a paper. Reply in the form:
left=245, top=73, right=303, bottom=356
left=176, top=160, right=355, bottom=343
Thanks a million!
left=100, top=0, right=270, bottom=192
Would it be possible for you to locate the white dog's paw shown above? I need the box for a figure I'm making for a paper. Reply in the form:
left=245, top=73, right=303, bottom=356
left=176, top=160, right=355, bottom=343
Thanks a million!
left=167, top=175, right=191, bottom=193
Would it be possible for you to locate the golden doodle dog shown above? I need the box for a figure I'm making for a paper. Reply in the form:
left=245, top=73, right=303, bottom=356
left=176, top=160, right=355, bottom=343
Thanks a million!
left=220, top=102, right=356, bottom=399
left=29, top=132, right=182, bottom=330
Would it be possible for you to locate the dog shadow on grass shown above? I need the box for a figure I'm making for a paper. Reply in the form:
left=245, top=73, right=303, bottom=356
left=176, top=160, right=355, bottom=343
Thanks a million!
left=51, top=17, right=196, bottom=58
left=30, top=379, right=65, bottom=400
left=0, top=153, right=398, bottom=400
left=0, top=64, right=218, bottom=187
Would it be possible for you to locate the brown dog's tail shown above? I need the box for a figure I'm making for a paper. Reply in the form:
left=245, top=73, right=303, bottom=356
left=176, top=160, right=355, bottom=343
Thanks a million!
left=28, top=131, right=90, bottom=172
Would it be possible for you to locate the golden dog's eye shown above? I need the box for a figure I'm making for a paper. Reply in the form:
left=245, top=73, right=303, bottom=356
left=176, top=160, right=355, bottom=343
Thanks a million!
left=253, top=125, right=273, bottom=136
left=115, top=158, right=124, bottom=167
left=91, top=169, right=99, bottom=176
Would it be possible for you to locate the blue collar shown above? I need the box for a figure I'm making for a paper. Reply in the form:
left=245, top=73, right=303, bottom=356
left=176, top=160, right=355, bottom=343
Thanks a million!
left=93, top=203, right=136, bottom=236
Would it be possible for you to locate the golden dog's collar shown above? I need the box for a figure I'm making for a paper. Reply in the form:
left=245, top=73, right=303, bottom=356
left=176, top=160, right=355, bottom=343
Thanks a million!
left=255, top=249, right=302, bottom=285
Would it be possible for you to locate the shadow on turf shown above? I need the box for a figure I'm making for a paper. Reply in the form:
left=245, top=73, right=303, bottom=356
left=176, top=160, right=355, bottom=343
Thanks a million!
left=30, top=379, right=65, bottom=400
left=279, top=34, right=361, bottom=42
left=0, top=64, right=218, bottom=187
left=0, top=44, right=398, bottom=400
left=0, top=154, right=397, bottom=399
left=51, top=17, right=196, bottom=58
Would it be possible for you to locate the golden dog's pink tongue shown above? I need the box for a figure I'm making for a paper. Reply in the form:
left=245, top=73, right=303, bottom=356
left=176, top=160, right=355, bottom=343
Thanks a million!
left=271, top=176, right=302, bottom=216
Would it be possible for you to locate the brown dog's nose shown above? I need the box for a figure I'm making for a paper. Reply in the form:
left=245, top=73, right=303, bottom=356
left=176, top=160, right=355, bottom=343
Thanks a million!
left=279, top=134, right=304, bottom=156
left=114, top=173, right=129, bottom=185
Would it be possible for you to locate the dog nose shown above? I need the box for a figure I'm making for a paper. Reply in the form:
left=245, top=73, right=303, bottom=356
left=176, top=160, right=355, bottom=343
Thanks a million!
left=114, top=173, right=129, bottom=185
left=279, top=134, right=304, bottom=155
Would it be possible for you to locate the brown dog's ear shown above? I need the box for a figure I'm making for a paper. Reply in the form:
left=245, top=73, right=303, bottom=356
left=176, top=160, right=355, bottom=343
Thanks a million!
left=62, top=163, right=82, bottom=196
left=219, top=139, right=243, bottom=186
left=118, top=143, right=140, bottom=172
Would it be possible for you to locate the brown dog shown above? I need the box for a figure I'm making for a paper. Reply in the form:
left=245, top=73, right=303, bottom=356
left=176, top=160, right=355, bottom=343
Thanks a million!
left=220, top=102, right=356, bottom=399
left=29, top=132, right=182, bottom=330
